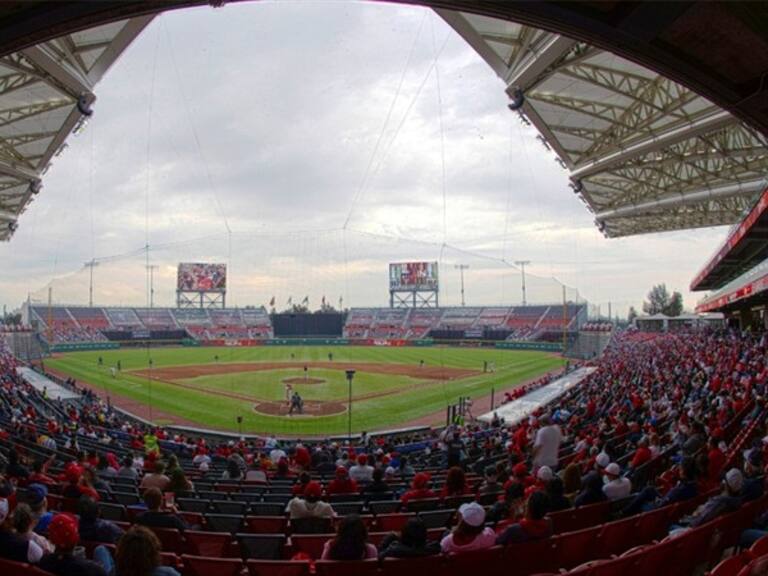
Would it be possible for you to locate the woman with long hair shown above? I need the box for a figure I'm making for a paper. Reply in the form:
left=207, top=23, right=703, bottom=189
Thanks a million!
left=439, top=467, right=470, bottom=498
left=167, top=468, right=193, bottom=497
left=321, top=514, right=377, bottom=560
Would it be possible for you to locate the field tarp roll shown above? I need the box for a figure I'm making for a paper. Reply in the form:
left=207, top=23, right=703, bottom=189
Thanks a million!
left=495, top=341, right=563, bottom=352
left=50, top=342, right=119, bottom=353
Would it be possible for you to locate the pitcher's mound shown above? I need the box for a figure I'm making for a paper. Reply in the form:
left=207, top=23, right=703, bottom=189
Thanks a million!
left=282, top=377, right=326, bottom=385
left=254, top=400, right=345, bottom=417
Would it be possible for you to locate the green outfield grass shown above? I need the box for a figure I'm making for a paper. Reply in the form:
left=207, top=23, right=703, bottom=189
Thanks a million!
left=46, top=346, right=564, bottom=435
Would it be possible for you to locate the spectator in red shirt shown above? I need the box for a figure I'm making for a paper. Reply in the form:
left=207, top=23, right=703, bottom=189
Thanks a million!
left=707, top=437, right=726, bottom=483
left=327, top=467, right=358, bottom=495
left=401, top=473, right=435, bottom=505
left=629, top=437, right=652, bottom=469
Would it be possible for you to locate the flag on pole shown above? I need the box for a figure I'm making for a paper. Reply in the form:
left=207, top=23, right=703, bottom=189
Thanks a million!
left=269, top=296, right=275, bottom=307
left=321, top=295, right=326, bottom=307
left=302, top=295, right=309, bottom=306
left=339, top=296, right=343, bottom=309
left=287, top=296, right=293, bottom=306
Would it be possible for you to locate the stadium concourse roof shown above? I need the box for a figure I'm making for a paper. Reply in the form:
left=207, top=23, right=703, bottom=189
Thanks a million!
left=695, top=258, right=768, bottom=314
left=0, top=2, right=767, bottom=240
left=437, top=9, right=768, bottom=238
left=690, top=186, right=768, bottom=292
left=0, top=15, right=153, bottom=241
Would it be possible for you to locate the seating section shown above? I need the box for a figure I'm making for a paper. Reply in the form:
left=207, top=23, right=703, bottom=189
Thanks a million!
left=343, top=304, right=585, bottom=341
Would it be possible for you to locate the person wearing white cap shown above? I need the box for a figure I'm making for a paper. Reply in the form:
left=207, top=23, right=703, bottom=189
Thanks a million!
left=0, top=497, right=44, bottom=564
left=440, top=502, right=496, bottom=555
left=671, top=468, right=745, bottom=534
left=602, top=463, right=632, bottom=501
left=536, top=466, right=554, bottom=483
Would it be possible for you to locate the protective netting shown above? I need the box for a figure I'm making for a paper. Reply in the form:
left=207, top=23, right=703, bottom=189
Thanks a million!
left=27, top=228, right=582, bottom=310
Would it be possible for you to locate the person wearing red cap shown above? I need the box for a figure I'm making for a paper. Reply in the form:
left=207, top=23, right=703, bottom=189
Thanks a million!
left=327, top=467, right=358, bottom=495
left=400, top=473, right=435, bottom=505
left=39, top=513, right=107, bottom=576
left=61, top=463, right=99, bottom=502
left=287, top=481, right=334, bottom=520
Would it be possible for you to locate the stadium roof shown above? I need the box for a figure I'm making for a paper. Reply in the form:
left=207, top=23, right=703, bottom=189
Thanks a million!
left=0, top=2, right=767, bottom=240
left=695, top=258, right=768, bottom=314
left=690, top=187, right=768, bottom=292
left=438, top=9, right=768, bottom=238
left=0, top=15, right=153, bottom=241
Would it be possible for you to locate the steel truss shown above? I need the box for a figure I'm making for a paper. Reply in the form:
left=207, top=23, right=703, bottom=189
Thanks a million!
left=438, top=10, right=768, bottom=238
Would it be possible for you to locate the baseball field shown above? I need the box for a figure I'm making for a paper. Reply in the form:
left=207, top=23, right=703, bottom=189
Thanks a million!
left=46, top=346, right=565, bottom=436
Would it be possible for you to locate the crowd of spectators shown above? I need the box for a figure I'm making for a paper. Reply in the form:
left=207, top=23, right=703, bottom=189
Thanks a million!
left=0, top=329, right=767, bottom=574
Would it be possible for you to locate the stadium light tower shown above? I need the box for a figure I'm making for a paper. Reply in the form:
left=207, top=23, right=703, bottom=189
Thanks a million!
left=514, top=260, right=531, bottom=306
left=454, top=264, right=470, bottom=306
left=146, top=265, right=158, bottom=308
left=84, top=259, right=99, bottom=307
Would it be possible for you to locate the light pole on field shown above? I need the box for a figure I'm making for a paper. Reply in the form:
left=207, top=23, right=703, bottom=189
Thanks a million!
left=346, top=369, right=356, bottom=443
left=514, top=260, right=531, bottom=306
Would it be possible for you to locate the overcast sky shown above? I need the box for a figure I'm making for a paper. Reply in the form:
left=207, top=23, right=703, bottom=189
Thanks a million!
left=0, top=2, right=728, bottom=317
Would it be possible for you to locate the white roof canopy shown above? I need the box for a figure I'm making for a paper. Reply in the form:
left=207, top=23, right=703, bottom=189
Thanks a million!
left=439, top=10, right=768, bottom=237
left=0, top=16, right=153, bottom=240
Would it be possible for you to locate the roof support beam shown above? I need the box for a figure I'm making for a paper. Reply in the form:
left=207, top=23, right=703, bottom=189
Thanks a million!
left=595, top=179, right=766, bottom=221
left=87, top=15, right=155, bottom=84
left=503, top=33, right=576, bottom=92
left=21, top=44, right=92, bottom=98
left=0, top=208, right=17, bottom=222
left=0, top=157, right=37, bottom=181
left=570, top=109, right=737, bottom=180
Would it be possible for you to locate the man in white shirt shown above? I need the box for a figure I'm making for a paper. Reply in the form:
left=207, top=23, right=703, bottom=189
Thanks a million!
left=286, top=482, right=334, bottom=519
left=532, top=415, right=563, bottom=469
left=349, top=454, right=374, bottom=483
left=602, top=463, right=632, bottom=500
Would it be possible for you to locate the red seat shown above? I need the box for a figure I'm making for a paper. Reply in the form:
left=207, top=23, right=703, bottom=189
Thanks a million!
left=376, top=513, right=411, bottom=532
left=315, top=559, right=380, bottom=576
left=181, top=554, right=244, bottom=576
left=0, top=557, right=55, bottom=576
left=709, top=553, right=749, bottom=576
left=552, top=526, right=600, bottom=569
left=632, top=505, right=672, bottom=546
left=246, top=559, right=312, bottom=576
left=442, top=546, right=505, bottom=576
left=504, top=537, right=557, bottom=575
left=738, top=554, right=768, bottom=576
left=749, top=535, right=768, bottom=558
left=147, top=527, right=185, bottom=554
left=246, top=516, right=288, bottom=534
left=185, top=530, right=235, bottom=557
left=381, top=555, right=445, bottom=576
left=588, top=554, right=641, bottom=576
left=289, top=534, right=332, bottom=559
left=551, top=502, right=609, bottom=534
left=597, top=515, right=637, bottom=557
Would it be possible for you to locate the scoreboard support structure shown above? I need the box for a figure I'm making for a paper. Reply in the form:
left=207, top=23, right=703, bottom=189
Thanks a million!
left=390, top=287, right=438, bottom=308
left=177, top=290, right=225, bottom=309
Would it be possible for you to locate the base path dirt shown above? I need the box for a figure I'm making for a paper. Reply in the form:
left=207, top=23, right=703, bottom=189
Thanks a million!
left=254, top=400, right=346, bottom=417
left=131, top=361, right=481, bottom=382
left=282, top=377, right=325, bottom=385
